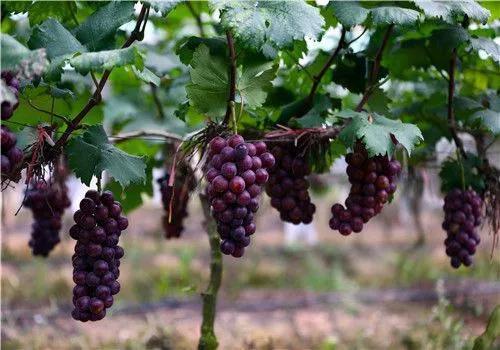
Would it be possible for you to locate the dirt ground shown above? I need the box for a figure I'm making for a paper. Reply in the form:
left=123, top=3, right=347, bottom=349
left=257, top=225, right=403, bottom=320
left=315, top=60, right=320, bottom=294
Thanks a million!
left=1, top=189, right=499, bottom=349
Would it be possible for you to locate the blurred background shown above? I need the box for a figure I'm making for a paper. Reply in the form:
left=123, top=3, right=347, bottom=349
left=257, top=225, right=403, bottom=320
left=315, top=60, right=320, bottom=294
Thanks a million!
left=2, top=143, right=499, bottom=349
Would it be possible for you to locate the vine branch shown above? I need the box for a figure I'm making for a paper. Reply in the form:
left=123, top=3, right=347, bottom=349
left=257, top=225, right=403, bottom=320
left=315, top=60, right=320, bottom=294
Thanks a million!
left=52, top=4, right=150, bottom=150
left=308, top=28, right=346, bottom=103
left=355, top=24, right=394, bottom=112
left=110, top=129, right=183, bottom=143
left=447, top=48, right=467, bottom=158
left=198, top=194, right=222, bottom=350
left=186, top=1, right=205, bottom=37
left=150, top=83, right=165, bottom=120
left=223, top=30, right=237, bottom=125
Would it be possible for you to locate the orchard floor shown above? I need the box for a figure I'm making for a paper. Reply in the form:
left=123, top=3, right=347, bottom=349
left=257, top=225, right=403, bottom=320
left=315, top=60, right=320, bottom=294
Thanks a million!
left=2, top=193, right=499, bottom=350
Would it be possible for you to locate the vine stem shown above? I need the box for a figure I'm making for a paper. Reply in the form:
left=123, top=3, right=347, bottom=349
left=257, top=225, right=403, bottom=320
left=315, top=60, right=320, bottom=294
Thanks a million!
left=223, top=30, right=237, bottom=125
left=447, top=48, right=467, bottom=158
left=52, top=4, right=150, bottom=150
left=198, top=193, right=222, bottom=350
left=355, top=24, right=394, bottom=112
left=186, top=1, right=205, bottom=37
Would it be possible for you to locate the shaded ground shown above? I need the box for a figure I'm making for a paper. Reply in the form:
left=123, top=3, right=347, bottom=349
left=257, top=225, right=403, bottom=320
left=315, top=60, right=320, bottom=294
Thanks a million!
left=1, top=192, right=499, bottom=349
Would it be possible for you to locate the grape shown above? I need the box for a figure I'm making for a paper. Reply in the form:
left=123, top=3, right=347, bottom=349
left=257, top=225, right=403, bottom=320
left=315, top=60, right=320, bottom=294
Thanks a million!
left=157, top=161, right=195, bottom=239
left=265, top=145, right=316, bottom=225
left=70, top=191, right=127, bottom=321
left=1, top=71, right=20, bottom=120
left=442, top=188, right=483, bottom=268
left=24, top=179, right=71, bottom=257
left=1, top=125, right=23, bottom=178
left=205, top=134, right=274, bottom=258
left=329, top=143, right=401, bottom=236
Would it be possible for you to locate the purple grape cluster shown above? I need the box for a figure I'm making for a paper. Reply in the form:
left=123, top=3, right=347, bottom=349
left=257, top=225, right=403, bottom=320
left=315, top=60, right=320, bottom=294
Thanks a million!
left=69, top=190, right=128, bottom=322
left=1, top=71, right=20, bottom=120
left=1, top=126, right=23, bottom=176
left=1, top=72, right=23, bottom=176
left=24, top=180, right=71, bottom=256
left=265, top=145, right=316, bottom=224
left=205, top=134, right=275, bottom=258
left=329, top=143, right=402, bottom=235
left=157, top=168, right=194, bottom=239
left=442, top=188, right=482, bottom=268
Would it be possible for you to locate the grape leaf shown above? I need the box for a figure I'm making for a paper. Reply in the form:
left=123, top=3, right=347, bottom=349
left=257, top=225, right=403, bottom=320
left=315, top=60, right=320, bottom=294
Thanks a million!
left=367, top=88, right=392, bottom=115
left=28, top=19, right=85, bottom=60
left=213, top=0, right=324, bottom=57
left=330, top=2, right=420, bottom=26
left=69, top=47, right=144, bottom=75
left=185, top=44, right=229, bottom=117
left=439, top=154, right=485, bottom=193
left=470, top=37, right=500, bottom=63
left=338, top=110, right=423, bottom=156
left=470, top=109, right=500, bottom=134
left=149, top=0, right=182, bottom=16
left=328, top=1, right=369, bottom=28
left=1, top=34, right=47, bottom=72
left=289, top=94, right=333, bottom=128
left=132, top=66, right=161, bottom=86
left=74, top=1, right=135, bottom=51
left=237, top=61, right=277, bottom=109
left=3, top=1, right=79, bottom=26
left=66, top=125, right=147, bottom=188
left=176, top=36, right=227, bottom=65
left=413, top=0, right=490, bottom=24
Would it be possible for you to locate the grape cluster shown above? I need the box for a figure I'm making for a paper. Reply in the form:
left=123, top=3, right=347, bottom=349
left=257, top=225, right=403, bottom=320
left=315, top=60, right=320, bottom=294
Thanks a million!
left=205, top=135, right=275, bottom=258
left=157, top=167, right=194, bottom=239
left=329, top=143, right=402, bottom=235
left=442, top=188, right=482, bottom=268
left=1, top=71, right=20, bottom=120
left=1, top=72, right=23, bottom=177
left=265, top=145, right=316, bottom=224
left=24, top=180, right=71, bottom=256
left=69, top=190, right=128, bottom=322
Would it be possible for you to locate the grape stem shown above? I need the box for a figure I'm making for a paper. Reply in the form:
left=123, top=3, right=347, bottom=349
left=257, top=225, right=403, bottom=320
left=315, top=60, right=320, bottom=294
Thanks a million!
left=198, top=194, right=222, bottom=350
left=447, top=48, right=467, bottom=159
left=186, top=1, right=205, bottom=37
left=110, top=130, right=183, bottom=143
left=150, top=83, right=165, bottom=120
left=223, top=30, right=237, bottom=126
left=52, top=4, right=150, bottom=150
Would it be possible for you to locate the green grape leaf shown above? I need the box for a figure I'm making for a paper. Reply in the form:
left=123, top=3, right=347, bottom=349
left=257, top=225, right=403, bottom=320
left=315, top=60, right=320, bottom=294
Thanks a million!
left=329, top=1, right=369, bottom=27
left=338, top=110, right=423, bottom=156
left=132, top=66, right=161, bottom=86
left=413, top=0, right=490, bottom=24
left=470, top=109, right=500, bottom=134
left=174, top=101, right=190, bottom=122
left=1, top=34, right=48, bottom=72
left=330, top=2, right=420, bottom=26
left=185, top=44, right=228, bottom=117
left=213, top=0, right=324, bottom=57
left=331, top=53, right=366, bottom=94
left=4, top=1, right=79, bottom=25
left=439, top=154, right=485, bottom=193
left=237, top=61, right=277, bottom=109
left=69, top=47, right=144, bottom=75
left=176, top=36, right=227, bottom=65
left=370, top=6, right=420, bottom=25
left=290, top=94, right=334, bottom=128
left=74, top=1, right=135, bottom=51
left=106, top=148, right=156, bottom=213
left=28, top=19, right=85, bottom=60
left=66, top=125, right=147, bottom=188
left=470, top=37, right=500, bottom=63
left=367, top=88, right=392, bottom=115
left=149, top=0, right=182, bottom=16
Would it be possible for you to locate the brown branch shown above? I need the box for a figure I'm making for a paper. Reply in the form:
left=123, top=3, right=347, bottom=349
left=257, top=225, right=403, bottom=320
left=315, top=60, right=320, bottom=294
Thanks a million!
left=110, top=129, right=183, bottom=143
left=223, top=30, right=237, bottom=125
left=355, top=24, right=394, bottom=112
left=150, top=83, right=165, bottom=120
left=447, top=48, right=467, bottom=158
left=52, top=4, right=150, bottom=150
left=186, top=1, right=205, bottom=37
left=308, top=28, right=346, bottom=103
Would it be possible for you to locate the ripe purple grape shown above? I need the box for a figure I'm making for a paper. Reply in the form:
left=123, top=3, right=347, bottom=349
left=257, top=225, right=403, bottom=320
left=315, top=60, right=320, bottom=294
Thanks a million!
left=205, top=134, right=274, bottom=258
left=329, top=143, right=401, bottom=236
left=70, top=192, right=128, bottom=321
left=442, top=188, right=482, bottom=268
left=265, top=145, right=316, bottom=225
